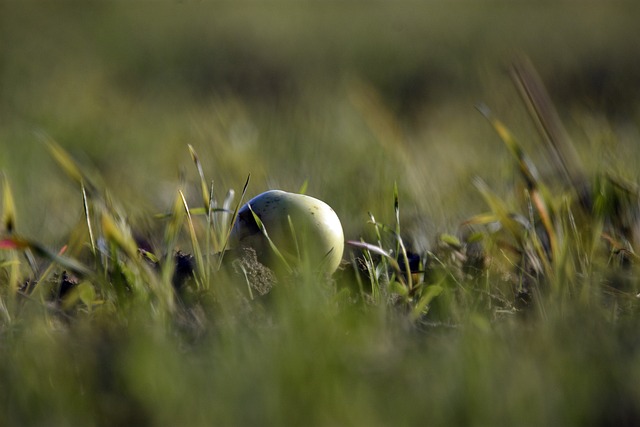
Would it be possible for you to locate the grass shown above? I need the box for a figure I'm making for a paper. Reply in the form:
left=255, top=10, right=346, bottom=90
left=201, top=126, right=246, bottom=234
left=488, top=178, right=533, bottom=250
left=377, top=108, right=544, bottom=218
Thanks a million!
left=2, top=2, right=640, bottom=426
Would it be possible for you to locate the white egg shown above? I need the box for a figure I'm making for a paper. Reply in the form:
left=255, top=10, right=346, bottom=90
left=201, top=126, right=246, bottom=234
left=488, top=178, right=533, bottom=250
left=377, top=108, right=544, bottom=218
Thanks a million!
left=230, top=190, right=344, bottom=274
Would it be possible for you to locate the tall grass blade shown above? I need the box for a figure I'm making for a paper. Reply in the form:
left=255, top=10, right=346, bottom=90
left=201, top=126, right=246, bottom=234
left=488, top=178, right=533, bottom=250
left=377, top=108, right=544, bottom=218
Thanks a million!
left=163, top=191, right=186, bottom=249
left=529, top=188, right=558, bottom=259
left=473, top=177, right=527, bottom=245
left=0, top=236, right=91, bottom=276
left=287, top=215, right=302, bottom=263
left=511, top=56, right=590, bottom=208
left=217, top=174, right=250, bottom=269
left=43, top=137, right=86, bottom=188
left=477, top=105, right=559, bottom=260
left=161, top=191, right=186, bottom=288
left=248, top=204, right=293, bottom=274
left=82, top=183, right=96, bottom=256
left=347, top=239, right=404, bottom=282
left=394, top=183, right=413, bottom=290
left=2, top=174, right=16, bottom=233
left=411, top=285, right=443, bottom=320
left=476, top=104, right=540, bottom=190
left=180, top=190, right=206, bottom=285
left=101, top=213, right=138, bottom=260
left=298, top=179, right=309, bottom=195
left=188, top=144, right=211, bottom=211
left=218, top=188, right=236, bottom=250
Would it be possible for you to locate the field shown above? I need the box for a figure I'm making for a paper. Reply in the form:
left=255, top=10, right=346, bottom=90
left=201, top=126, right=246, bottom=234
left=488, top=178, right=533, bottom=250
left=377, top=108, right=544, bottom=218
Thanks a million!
left=1, top=2, right=640, bottom=426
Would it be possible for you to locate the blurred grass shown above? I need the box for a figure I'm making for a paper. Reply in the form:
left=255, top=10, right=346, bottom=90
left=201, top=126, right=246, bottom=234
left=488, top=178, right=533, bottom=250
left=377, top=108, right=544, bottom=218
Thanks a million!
left=1, top=1, right=640, bottom=426
left=2, top=1, right=640, bottom=240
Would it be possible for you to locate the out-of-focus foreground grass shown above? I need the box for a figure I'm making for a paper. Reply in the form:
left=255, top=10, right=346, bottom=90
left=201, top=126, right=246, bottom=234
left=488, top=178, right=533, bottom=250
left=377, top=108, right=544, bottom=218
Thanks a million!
left=1, top=2, right=640, bottom=426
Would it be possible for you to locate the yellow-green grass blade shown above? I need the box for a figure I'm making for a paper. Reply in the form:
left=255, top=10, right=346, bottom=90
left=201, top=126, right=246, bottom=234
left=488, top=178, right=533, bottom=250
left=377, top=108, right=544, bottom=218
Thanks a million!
left=61, top=281, right=96, bottom=312
left=248, top=204, right=292, bottom=274
left=394, top=182, right=413, bottom=290
left=2, top=174, right=16, bottom=234
left=298, top=179, right=309, bottom=195
left=217, top=174, right=250, bottom=269
left=347, top=239, right=404, bottom=285
left=43, top=136, right=103, bottom=198
left=477, top=104, right=540, bottom=191
left=160, top=190, right=186, bottom=287
left=188, top=144, right=211, bottom=212
left=0, top=236, right=91, bottom=277
left=463, top=215, right=502, bottom=243
left=82, top=183, right=96, bottom=256
left=411, top=285, right=443, bottom=321
left=476, top=106, right=559, bottom=261
left=44, top=137, right=85, bottom=186
left=217, top=188, right=236, bottom=251
left=101, top=213, right=139, bottom=260
left=529, top=188, right=558, bottom=261
left=287, top=215, right=302, bottom=264
left=511, top=56, right=590, bottom=209
left=180, top=190, right=206, bottom=286
left=473, top=177, right=526, bottom=245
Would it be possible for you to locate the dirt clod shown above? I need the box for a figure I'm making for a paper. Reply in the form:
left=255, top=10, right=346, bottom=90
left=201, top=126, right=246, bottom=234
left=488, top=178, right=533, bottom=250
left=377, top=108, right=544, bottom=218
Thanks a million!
left=231, top=247, right=278, bottom=296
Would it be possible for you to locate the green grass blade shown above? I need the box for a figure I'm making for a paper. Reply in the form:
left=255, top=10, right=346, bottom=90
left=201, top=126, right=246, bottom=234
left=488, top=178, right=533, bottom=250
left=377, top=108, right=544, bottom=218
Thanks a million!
left=248, top=204, right=293, bottom=274
left=188, top=144, right=211, bottom=211
left=347, top=239, right=404, bottom=283
left=298, top=179, right=309, bottom=195
left=217, top=174, right=250, bottom=269
left=160, top=190, right=186, bottom=288
left=473, top=177, right=526, bottom=244
left=43, top=137, right=85, bottom=187
left=511, top=56, right=590, bottom=208
left=180, top=189, right=206, bottom=286
left=82, top=183, right=96, bottom=256
left=0, top=236, right=91, bottom=277
left=2, top=174, right=16, bottom=233
left=101, top=212, right=139, bottom=260
left=394, top=182, right=413, bottom=290
left=476, top=104, right=540, bottom=190
left=411, top=285, right=443, bottom=320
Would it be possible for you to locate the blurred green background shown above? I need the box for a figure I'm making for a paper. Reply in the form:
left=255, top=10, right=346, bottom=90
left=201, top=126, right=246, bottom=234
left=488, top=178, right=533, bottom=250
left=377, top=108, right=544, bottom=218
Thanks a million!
left=2, top=1, right=640, bottom=245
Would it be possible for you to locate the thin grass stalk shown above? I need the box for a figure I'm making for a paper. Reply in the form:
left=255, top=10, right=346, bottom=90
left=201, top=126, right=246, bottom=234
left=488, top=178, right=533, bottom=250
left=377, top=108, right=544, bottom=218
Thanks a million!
left=511, top=56, right=590, bottom=209
left=220, top=189, right=235, bottom=251
left=530, top=189, right=558, bottom=258
left=248, top=204, right=293, bottom=274
left=394, top=183, right=413, bottom=291
left=82, top=183, right=96, bottom=256
left=1, top=175, right=20, bottom=297
left=367, top=212, right=392, bottom=286
left=474, top=178, right=526, bottom=246
left=206, top=181, right=218, bottom=262
left=217, top=174, right=250, bottom=269
left=188, top=144, right=211, bottom=211
left=237, top=263, right=254, bottom=300
left=523, top=190, right=554, bottom=279
left=161, top=191, right=185, bottom=294
left=2, top=173, right=16, bottom=234
left=103, top=210, right=175, bottom=315
left=347, top=240, right=404, bottom=286
left=362, top=247, right=380, bottom=303
left=179, top=190, right=206, bottom=287
left=349, top=252, right=368, bottom=301
left=287, top=215, right=302, bottom=265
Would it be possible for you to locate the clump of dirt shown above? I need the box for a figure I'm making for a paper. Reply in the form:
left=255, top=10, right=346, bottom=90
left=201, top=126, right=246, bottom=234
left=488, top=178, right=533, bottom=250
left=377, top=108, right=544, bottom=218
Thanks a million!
left=231, top=247, right=278, bottom=296
left=172, top=248, right=277, bottom=297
